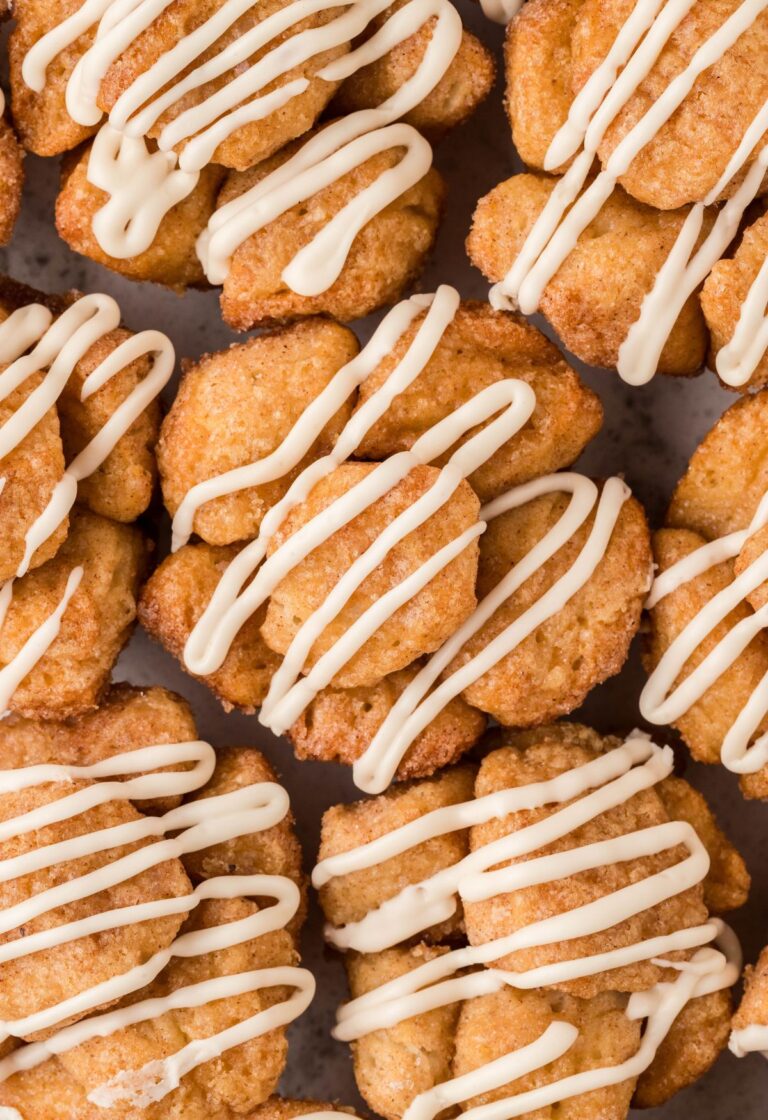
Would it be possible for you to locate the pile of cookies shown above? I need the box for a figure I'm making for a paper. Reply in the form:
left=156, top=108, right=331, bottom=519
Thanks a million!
left=0, top=1, right=767, bottom=1117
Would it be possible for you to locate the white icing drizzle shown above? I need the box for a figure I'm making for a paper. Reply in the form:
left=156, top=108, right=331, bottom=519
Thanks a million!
left=0, top=740, right=314, bottom=1114
left=492, top=0, right=768, bottom=387
left=312, top=734, right=741, bottom=1118
left=0, top=293, right=174, bottom=715
left=641, top=490, right=768, bottom=775
left=173, top=286, right=633, bottom=794
left=478, top=0, right=523, bottom=25
left=731, top=1023, right=768, bottom=1059
left=22, top=0, right=464, bottom=283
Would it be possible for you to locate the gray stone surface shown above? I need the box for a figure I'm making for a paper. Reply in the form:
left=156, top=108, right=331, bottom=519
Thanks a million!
left=0, top=4, right=766, bottom=1113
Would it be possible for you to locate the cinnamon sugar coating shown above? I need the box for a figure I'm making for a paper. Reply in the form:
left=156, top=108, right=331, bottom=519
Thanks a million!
left=0, top=117, right=24, bottom=246
left=572, top=0, right=768, bottom=210
left=644, top=529, right=768, bottom=801
left=9, top=0, right=345, bottom=160
left=733, top=946, right=768, bottom=1049
left=667, top=390, right=768, bottom=539
left=0, top=280, right=162, bottom=583
left=332, top=2, right=495, bottom=137
left=507, top=0, right=768, bottom=210
left=701, top=207, right=768, bottom=391
left=354, top=301, right=604, bottom=502
left=55, top=148, right=223, bottom=290
left=0, top=684, right=198, bottom=814
left=287, top=661, right=486, bottom=780
left=318, top=765, right=475, bottom=938
left=452, top=486, right=652, bottom=726
left=138, top=542, right=282, bottom=712
left=645, top=391, right=768, bottom=798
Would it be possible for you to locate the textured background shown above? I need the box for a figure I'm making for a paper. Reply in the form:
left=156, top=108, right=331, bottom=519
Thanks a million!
left=1, top=4, right=767, bottom=1113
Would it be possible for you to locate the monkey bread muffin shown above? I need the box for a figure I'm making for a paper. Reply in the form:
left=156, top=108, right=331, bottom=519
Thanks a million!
left=0, top=684, right=314, bottom=1120
left=139, top=286, right=653, bottom=792
left=0, top=276, right=175, bottom=721
left=468, top=0, right=768, bottom=389
left=314, top=722, right=748, bottom=1120
left=9, top=0, right=493, bottom=325
left=642, top=388, right=768, bottom=800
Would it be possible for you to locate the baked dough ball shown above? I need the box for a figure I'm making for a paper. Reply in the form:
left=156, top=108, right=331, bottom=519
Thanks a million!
left=332, top=2, right=495, bottom=137
left=0, top=356, right=67, bottom=583
left=10, top=0, right=100, bottom=157
left=318, top=723, right=746, bottom=1119
left=354, top=301, right=603, bottom=502
left=667, top=390, right=768, bottom=540
left=701, top=206, right=768, bottom=391
left=140, top=547, right=485, bottom=778
left=633, top=986, right=733, bottom=1108
left=95, top=0, right=349, bottom=171
left=644, top=528, right=768, bottom=799
left=261, top=462, right=480, bottom=688
left=571, top=0, right=768, bottom=211
left=0, top=759, right=192, bottom=1039
left=55, top=147, right=223, bottom=290
left=453, top=988, right=639, bottom=1120
left=9, top=0, right=347, bottom=161
left=217, top=133, right=445, bottom=329
left=0, top=279, right=163, bottom=582
left=14, top=0, right=490, bottom=296
left=181, top=746, right=306, bottom=931
left=0, top=507, right=147, bottom=720
left=345, top=943, right=463, bottom=1120
left=0, top=711, right=308, bottom=1120
left=645, top=391, right=768, bottom=798
left=318, top=765, right=475, bottom=939
left=158, top=319, right=359, bottom=546
left=449, top=484, right=651, bottom=726
left=287, top=661, right=486, bottom=781
left=467, top=173, right=711, bottom=376
left=138, top=542, right=282, bottom=712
